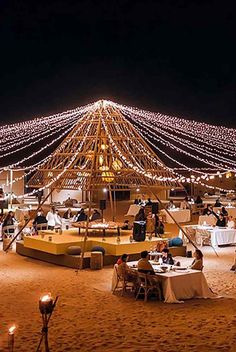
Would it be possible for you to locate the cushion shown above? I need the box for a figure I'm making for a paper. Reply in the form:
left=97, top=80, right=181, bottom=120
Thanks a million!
left=66, top=246, right=81, bottom=255
left=168, top=237, right=183, bottom=247
left=91, top=246, right=105, bottom=255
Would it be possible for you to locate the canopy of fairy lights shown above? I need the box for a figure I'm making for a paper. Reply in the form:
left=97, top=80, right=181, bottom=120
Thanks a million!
left=0, top=99, right=236, bottom=197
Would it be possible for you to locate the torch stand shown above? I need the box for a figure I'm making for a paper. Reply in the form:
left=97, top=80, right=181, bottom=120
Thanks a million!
left=36, top=296, right=58, bottom=352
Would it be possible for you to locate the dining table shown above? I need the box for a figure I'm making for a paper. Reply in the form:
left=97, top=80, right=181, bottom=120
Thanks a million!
left=160, top=208, right=191, bottom=224
left=195, top=226, right=236, bottom=247
left=127, top=260, right=215, bottom=303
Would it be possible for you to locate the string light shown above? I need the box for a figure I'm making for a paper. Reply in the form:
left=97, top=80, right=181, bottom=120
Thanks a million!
left=1, top=99, right=236, bottom=195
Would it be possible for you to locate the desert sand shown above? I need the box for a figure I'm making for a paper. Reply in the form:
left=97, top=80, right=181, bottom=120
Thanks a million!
left=0, top=243, right=236, bottom=352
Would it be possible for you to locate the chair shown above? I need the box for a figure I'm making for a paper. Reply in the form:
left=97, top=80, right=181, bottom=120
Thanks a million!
left=112, top=264, right=134, bottom=296
left=2, top=225, right=16, bottom=251
left=135, top=272, right=162, bottom=302
left=2, top=225, right=16, bottom=238
left=36, top=223, right=48, bottom=231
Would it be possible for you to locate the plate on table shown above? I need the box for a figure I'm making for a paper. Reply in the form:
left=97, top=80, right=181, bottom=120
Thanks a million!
left=174, top=267, right=187, bottom=271
left=154, top=269, right=166, bottom=274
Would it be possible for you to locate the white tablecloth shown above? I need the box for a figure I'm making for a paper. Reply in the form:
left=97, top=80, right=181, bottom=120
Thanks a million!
left=211, top=228, right=236, bottom=246
left=196, top=227, right=236, bottom=247
left=127, top=261, right=215, bottom=303
left=161, top=209, right=191, bottom=224
left=213, top=207, right=236, bottom=218
left=156, top=269, right=215, bottom=303
left=198, top=215, right=216, bottom=226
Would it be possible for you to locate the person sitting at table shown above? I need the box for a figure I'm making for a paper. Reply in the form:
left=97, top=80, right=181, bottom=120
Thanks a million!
left=227, top=215, right=235, bottom=229
left=161, top=248, right=174, bottom=265
left=203, top=204, right=213, bottom=216
left=90, top=209, right=102, bottom=222
left=135, top=207, right=146, bottom=221
left=221, top=206, right=228, bottom=217
left=214, top=198, right=222, bottom=207
left=117, top=254, right=136, bottom=284
left=116, top=254, right=129, bottom=276
left=216, top=213, right=226, bottom=227
left=180, top=197, right=190, bottom=210
left=190, top=249, right=203, bottom=271
left=2, top=211, right=17, bottom=234
left=63, top=208, right=73, bottom=219
left=33, top=209, right=47, bottom=229
left=137, top=250, right=155, bottom=275
left=195, top=195, right=203, bottom=204
left=75, top=208, right=88, bottom=222
left=166, top=200, right=175, bottom=210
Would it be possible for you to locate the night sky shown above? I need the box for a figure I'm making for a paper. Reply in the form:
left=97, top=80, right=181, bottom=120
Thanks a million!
left=1, top=0, right=236, bottom=127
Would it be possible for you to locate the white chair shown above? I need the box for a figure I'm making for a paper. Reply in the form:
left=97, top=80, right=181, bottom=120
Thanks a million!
left=2, top=225, right=16, bottom=238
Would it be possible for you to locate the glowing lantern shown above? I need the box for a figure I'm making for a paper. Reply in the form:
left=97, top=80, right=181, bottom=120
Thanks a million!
left=102, top=171, right=114, bottom=183
left=112, top=159, right=122, bottom=171
left=226, top=171, right=232, bottom=178
left=99, top=165, right=109, bottom=171
left=99, top=155, right=104, bottom=166
left=101, top=144, right=108, bottom=151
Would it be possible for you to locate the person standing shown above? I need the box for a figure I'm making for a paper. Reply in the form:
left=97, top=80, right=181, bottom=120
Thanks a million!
left=46, top=206, right=56, bottom=230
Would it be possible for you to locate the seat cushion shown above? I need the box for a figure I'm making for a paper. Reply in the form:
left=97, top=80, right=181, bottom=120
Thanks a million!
left=91, top=246, right=105, bottom=255
left=66, top=246, right=82, bottom=255
left=169, top=237, right=183, bottom=247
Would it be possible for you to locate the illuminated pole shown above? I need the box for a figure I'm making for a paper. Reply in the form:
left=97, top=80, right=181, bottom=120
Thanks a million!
left=9, top=168, right=13, bottom=209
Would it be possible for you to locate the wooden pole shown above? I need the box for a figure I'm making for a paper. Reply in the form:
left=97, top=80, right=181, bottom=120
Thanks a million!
left=113, top=188, right=117, bottom=220
left=108, top=186, right=114, bottom=221
left=9, top=168, right=13, bottom=210
left=78, top=115, right=101, bottom=271
left=4, top=188, right=54, bottom=252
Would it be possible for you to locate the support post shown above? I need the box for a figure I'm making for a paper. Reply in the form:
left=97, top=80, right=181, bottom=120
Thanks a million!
left=108, top=186, right=114, bottom=221
left=9, top=168, right=13, bottom=210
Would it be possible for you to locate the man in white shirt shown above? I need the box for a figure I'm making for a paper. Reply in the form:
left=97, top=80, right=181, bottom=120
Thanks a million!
left=46, top=206, right=56, bottom=230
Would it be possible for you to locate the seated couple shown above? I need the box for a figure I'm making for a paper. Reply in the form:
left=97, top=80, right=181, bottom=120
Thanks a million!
left=138, top=249, right=175, bottom=275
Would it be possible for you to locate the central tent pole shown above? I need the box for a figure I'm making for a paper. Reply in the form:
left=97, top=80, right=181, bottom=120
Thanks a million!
left=78, top=113, right=101, bottom=271
left=108, top=185, right=115, bottom=221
